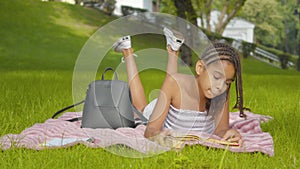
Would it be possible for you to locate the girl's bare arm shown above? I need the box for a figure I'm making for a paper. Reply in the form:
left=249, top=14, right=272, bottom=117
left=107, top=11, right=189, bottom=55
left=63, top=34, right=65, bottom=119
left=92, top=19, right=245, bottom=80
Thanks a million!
left=214, top=93, right=242, bottom=145
left=214, top=93, right=230, bottom=137
left=144, top=75, right=177, bottom=138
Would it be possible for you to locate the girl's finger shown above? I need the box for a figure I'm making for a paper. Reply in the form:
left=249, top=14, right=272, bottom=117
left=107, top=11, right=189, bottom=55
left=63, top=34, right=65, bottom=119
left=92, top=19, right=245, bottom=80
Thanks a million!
left=238, top=138, right=243, bottom=147
left=222, top=131, right=234, bottom=141
left=227, top=136, right=240, bottom=142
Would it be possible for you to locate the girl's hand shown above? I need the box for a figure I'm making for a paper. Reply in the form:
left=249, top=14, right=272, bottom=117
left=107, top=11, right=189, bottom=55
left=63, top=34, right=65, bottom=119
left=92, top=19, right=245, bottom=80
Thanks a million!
left=222, top=129, right=243, bottom=146
left=148, top=129, right=173, bottom=147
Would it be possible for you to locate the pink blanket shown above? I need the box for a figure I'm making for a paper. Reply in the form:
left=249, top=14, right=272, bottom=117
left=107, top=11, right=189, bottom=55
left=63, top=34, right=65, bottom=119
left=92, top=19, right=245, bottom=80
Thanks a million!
left=0, top=112, right=274, bottom=156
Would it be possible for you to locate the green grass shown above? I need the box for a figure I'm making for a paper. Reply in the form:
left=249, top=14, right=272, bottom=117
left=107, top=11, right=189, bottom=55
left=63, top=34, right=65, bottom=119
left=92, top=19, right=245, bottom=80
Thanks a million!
left=0, top=0, right=300, bottom=168
left=0, top=0, right=114, bottom=71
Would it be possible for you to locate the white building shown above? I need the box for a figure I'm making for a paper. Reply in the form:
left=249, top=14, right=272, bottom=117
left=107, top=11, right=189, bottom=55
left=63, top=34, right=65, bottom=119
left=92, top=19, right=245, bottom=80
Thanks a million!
left=61, top=0, right=75, bottom=4
left=113, top=0, right=153, bottom=16
left=41, top=0, right=76, bottom=4
left=223, top=18, right=255, bottom=43
left=198, top=10, right=255, bottom=43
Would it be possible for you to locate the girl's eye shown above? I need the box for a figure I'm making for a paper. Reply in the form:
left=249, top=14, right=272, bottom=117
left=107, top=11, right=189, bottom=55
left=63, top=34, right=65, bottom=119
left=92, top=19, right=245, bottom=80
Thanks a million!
left=213, top=74, right=221, bottom=79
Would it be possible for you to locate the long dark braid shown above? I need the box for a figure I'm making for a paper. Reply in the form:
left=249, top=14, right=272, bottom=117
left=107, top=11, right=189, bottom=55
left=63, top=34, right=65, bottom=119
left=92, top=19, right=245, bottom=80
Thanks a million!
left=201, top=42, right=248, bottom=118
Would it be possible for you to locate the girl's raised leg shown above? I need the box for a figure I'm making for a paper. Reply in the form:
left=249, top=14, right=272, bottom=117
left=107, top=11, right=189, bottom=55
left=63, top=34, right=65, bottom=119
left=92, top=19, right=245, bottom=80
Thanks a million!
left=112, top=36, right=147, bottom=113
left=112, top=27, right=184, bottom=114
left=122, top=48, right=147, bottom=113
left=163, top=27, right=184, bottom=75
left=166, top=46, right=179, bottom=75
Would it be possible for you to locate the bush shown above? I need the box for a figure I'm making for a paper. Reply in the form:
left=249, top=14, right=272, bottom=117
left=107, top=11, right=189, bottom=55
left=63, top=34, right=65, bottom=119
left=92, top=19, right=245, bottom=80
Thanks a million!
left=242, top=41, right=256, bottom=58
left=257, top=44, right=296, bottom=69
left=278, top=53, right=290, bottom=69
left=101, top=0, right=116, bottom=16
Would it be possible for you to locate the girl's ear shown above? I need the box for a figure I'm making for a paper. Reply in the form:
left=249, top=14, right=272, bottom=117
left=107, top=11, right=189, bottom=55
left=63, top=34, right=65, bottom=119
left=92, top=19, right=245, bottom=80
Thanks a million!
left=195, top=60, right=205, bottom=75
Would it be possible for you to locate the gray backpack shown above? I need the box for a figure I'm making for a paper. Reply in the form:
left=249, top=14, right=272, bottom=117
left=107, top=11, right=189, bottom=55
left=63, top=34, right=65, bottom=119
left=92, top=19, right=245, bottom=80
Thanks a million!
left=52, top=67, right=148, bottom=129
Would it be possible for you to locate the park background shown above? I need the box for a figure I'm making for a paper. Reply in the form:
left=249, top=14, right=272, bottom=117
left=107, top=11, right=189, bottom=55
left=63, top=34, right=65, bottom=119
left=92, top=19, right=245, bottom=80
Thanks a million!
left=0, top=0, right=299, bottom=168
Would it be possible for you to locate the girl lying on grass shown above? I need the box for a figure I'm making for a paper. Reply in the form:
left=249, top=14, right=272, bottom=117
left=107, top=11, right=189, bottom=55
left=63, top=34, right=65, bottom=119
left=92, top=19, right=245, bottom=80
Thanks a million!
left=112, top=27, right=247, bottom=146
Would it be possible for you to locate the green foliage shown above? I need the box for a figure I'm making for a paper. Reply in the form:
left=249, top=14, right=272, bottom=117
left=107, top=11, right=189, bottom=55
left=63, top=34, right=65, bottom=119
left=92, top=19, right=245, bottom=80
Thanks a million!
left=242, top=41, right=256, bottom=58
left=159, top=0, right=176, bottom=15
left=240, top=0, right=284, bottom=47
left=297, top=56, right=300, bottom=71
left=238, top=0, right=300, bottom=69
left=278, top=53, right=290, bottom=69
left=212, top=0, right=246, bottom=11
left=101, top=0, right=116, bottom=16
left=257, top=44, right=297, bottom=66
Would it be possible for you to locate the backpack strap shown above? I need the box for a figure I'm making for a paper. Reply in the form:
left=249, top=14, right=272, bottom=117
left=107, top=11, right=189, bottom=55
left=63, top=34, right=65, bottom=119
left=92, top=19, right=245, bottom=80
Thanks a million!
left=132, top=106, right=148, bottom=125
left=51, top=100, right=85, bottom=119
left=101, top=67, right=118, bottom=80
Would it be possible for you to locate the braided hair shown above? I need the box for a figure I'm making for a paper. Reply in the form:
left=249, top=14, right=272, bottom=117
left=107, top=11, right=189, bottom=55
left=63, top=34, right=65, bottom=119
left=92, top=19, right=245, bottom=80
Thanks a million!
left=200, top=42, right=247, bottom=118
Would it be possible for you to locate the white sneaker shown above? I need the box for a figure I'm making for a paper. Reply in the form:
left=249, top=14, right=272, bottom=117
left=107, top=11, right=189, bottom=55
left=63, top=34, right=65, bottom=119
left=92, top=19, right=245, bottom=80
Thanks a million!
left=163, top=27, right=184, bottom=51
left=112, top=36, right=131, bottom=53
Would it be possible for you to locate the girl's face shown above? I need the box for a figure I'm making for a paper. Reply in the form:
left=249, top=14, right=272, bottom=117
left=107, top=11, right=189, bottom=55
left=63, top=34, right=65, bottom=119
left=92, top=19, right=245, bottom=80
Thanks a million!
left=196, top=59, right=235, bottom=99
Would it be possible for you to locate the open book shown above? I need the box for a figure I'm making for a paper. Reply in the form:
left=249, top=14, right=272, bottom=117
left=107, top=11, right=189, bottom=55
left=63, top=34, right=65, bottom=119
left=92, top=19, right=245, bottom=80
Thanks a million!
left=169, top=134, right=239, bottom=146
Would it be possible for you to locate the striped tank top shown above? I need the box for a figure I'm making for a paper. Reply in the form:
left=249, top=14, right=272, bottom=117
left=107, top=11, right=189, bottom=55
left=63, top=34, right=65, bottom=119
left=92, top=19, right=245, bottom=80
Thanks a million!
left=164, top=105, right=215, bottom=134
left=143, top=99, right=215, bottom=134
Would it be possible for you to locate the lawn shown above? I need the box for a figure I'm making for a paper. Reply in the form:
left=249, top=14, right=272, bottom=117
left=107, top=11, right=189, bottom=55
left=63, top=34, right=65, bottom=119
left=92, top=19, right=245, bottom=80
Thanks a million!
left=0, top=0, right=299, bottom=168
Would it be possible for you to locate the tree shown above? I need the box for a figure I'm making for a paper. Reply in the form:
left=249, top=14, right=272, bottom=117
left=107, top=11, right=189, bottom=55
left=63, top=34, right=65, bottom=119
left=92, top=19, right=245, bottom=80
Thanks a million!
left=74, top=0, right=82, bottom=5
left=277, top=0, right=299, bottom=54
left=290, top=0, right=300, bottom=71
left=194, top=0, right=213, bottom=32
left=193, top=0, right=247, bottom=34
left=239, top=0, right=284, bottom=48
left=213, top=0, right=247, bottom=34
left=276, top=0, right=299, bottom=70
left=160, top=0, right=176, bottom=15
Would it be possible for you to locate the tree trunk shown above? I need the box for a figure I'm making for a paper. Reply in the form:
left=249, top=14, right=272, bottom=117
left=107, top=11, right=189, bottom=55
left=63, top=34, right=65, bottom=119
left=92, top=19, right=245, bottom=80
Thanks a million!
left=205, top=0, right=213, bottom=32
left=74, top=0, right=81, bottom=5
left=215, top=0, right=229, bottom=33
left=152, top=0, right=160, bottom=12
left=174, top=0, right=195, bottom=66
left=215, top=0, right=245, bottom=34
left=297, top=1, right=300, bottom=71
left=184, top=0, right=198, bottom=26
left=174, top=0, right=185, bottom=19
left=297, top=54, right=300, bottom=71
